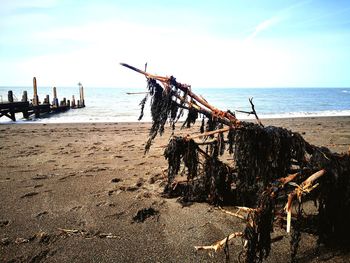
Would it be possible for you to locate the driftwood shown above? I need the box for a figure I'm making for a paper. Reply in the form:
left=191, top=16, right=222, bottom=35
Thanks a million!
left=121, top=63, right=350, bottom=262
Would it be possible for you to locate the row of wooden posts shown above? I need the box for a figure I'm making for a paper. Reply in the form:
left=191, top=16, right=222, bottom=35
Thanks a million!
left=29, top=77, right=85, bottom=108
left=0, top=77, right=85, bottom=121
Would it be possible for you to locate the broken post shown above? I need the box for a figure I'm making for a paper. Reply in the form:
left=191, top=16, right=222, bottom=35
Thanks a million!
left=78, top=82, right=85, bottom=107
left=21, top=91, right=28, bottom=102
left=53, top=87, right=58, bottom=107
left=7, top=91, right=15, bottom=121
left=72, top=95, right=76, bottom=108
left=44, top=95, right=50, bottom=105
left=33, top=77, right=39, bottom=106
left=7, top=90, right=14, bottom=103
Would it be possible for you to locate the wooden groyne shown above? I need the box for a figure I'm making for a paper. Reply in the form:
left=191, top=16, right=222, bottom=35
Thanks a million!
left=0, top=77, right=85, bottom=122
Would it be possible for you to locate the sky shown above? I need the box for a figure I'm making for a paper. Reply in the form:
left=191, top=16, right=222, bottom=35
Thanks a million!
left=1, top=0, right=350, bottom=88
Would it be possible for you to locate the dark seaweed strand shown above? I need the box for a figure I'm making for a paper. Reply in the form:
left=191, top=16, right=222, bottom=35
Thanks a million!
left=164, top=137, right=199, bottom=185
left=311, top=149, right=350, bottom=246
left=256, top=190, right=275, bottom=261
left=182, top=99, right=199, bottom=128
left=138, top=93, right=148, bottom=121
left=164, top=137, right=186, bottom=185
left=175, top=88, right=189, bottom=123
left=290, top=201, right=302, bottom=263
left=217, top=123, right=226, bottom=156
left=200, top=116, right=205, bottom=133
left=244, top=212, right=259, bottom=263
left=144, top=79, right=179, bottom=152
left=144, top=79, right=164, bottom=152
left=183, top=139, right=199, bottom=180
left=227, top=127, right=236, bottom=155
left=203, top=158, right=234, bottom=205
left=243, top=189, right=275, bottom=263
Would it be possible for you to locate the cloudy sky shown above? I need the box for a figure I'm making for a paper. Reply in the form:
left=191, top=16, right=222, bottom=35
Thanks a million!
left=1, top=0, right=350, bottom=88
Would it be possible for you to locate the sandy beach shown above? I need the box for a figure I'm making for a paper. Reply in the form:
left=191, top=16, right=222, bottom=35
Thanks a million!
left=1, top=117, right=350, bottom=262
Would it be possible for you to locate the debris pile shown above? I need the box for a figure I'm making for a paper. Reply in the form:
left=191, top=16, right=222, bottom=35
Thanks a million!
left=121, top=63, right=350, bottom=262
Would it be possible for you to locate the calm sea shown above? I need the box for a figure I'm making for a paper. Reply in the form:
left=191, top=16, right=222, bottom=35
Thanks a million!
left=0, top=86, right=349, bottom=123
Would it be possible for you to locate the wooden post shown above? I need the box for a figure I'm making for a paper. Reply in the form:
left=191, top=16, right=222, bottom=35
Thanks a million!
left=67, top=99, right=71, bottom=107
left=78, top=82, right=85, bottom=107
left=63, top=97, right=66, bottom=106
left=81, top=85, right=85, bottom=107
left=77, top=100, right=80, bottom=108
left=44, top=95, right=50, bottom=104
left=72, top=95, right=76, bottom=108
left=33, top=77, right=39, bottom=106
left=8, top=91, right=15, bottom=121
left=22, top=91, right=28, bottom=102
left=33, top=77, right=40, bottom=118
left=53, top=87, right=58, bottom=107
left=8, top=90, right=14, bottom=103
left=79, top=86, right=83, bottom=106
left=21, top=91, right=29, bottom=118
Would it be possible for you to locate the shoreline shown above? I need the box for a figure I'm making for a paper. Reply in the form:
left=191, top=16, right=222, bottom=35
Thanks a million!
left=1, top=116, right=350, bottom=262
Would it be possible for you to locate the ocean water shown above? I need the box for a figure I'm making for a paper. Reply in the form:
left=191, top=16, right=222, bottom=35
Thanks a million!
left=0, top=86, right=349, bottom=123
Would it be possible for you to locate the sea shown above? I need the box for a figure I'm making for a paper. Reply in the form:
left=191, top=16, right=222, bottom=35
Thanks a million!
left=0, top=86, right=350, bottom=124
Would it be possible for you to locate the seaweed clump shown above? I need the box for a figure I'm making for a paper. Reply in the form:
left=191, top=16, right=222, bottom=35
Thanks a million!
left=121, top=63, right=350, bottom=263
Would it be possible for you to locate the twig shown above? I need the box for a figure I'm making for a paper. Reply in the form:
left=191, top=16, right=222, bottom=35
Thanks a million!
left=126, top=92, right=150, bottom=95
left=120, top=63, right=240, bottom=127
left=249, top=98, right=263, bottom=127
left=195, top=232, right=243, bottom=252
left=284, top=169, right=326, bottom=232
left=186, top=127, right=230, bottom=140
left=218, top=207, right=245, bottom=220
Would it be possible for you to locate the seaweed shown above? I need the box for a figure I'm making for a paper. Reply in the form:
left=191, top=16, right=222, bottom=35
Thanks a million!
left=121, top=63, right=350, bottom=263
left=144, top=79, right=179, bottom=152
left=182, top=101, right=198, bottom=128
left=138, top=93, right=148, bottom=121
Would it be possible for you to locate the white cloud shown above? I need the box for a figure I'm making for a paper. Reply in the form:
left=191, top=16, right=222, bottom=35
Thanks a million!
left=247, top=15, right=284, bottom=40
left=0, top=13, right=300, bottom=88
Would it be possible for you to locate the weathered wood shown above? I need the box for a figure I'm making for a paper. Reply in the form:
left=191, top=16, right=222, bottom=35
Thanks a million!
left=72, top=95, right=76, bottom=108
left=33, top=77, right=39, bottom=106
left=52, top=87, right=58, bottom=107
left=1, top=84, right=84, bottom=121
left=22, top=91, right=28, bottom=102
left=8, top=91, right=14, bottom=103
left=43, top=95, right=50, bottom=104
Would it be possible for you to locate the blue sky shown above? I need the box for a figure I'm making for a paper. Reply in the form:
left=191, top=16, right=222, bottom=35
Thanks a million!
left=1, top=0, right=350, bottom=88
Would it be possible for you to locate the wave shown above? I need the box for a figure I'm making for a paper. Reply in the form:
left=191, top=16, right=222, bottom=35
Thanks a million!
left=2, top=110, right=350, bottom=124
left=257, top=110, right=350, bottom=119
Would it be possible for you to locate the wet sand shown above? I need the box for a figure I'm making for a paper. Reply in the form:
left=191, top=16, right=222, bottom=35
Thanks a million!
left=1, top=117, right=350, bottom=262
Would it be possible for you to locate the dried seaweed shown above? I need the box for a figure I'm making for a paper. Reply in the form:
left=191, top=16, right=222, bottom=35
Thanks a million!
left=290, top=202, right=302, bottom=263
left=138, top=93, right=148, bottom=121
left=203, top=157, right=234, bottom=205
left=244, top=189, right=275, bottom=263
left=182, top=101, right=198, bottom=128
left=164, top=137, right=199, bottom=185
left=145, top=79, right=179, bottom=152
left=121, top=63, right=350, bottom=263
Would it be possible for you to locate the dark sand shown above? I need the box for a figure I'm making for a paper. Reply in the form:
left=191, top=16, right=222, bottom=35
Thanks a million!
left=1, top=117, right=350, bottom=262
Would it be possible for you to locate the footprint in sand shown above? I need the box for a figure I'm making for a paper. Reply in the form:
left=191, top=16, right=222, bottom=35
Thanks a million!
left=21, top=192, right=39, bottom=198
left=0, top=220, right=10, bottom=227
left=70, top=206, right=82, bottom=212
left=111, top=178, right=122, bottom=183
left=35, top=211, right=48, bottom=218
left=32, top=174, right=48, bottom=180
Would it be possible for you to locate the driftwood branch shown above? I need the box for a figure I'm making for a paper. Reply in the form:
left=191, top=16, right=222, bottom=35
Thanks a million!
left=194, top=232, right=243, bottom=252
left=120, top=62, right=350, bottom=263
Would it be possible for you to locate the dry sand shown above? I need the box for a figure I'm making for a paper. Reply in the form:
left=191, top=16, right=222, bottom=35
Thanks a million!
left=1, top=117, right=350, bottom=262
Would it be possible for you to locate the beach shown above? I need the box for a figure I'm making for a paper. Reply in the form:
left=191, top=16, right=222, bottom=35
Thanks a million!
left=1, top=117, right=350, bottom=262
